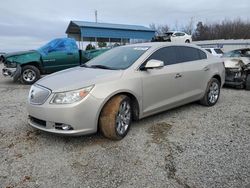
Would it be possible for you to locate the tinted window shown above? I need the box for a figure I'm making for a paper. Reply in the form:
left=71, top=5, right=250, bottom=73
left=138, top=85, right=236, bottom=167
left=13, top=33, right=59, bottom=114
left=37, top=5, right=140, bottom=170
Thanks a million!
left=205, top=49, right=212, bottom=53
left=214, top=49, right=223, bottom=54
left=199, top=50, right=207, bottom=59
left=177, top=46, right=207, bottom=62
left=175, top=32, right=185, bottom=36
left=176, top=46, right=201, bottom=62
left=147, top=46, right=177, bottom=66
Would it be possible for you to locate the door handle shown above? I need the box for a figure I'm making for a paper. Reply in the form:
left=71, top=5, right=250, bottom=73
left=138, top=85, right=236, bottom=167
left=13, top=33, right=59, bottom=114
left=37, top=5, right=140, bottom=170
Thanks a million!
left=175, top=73, right=182, bottom=79
left=203, top=66, right=210, bottom=71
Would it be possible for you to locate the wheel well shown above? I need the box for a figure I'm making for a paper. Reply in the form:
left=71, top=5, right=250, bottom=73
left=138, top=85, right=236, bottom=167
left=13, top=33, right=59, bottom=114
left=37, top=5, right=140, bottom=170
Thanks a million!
left=213, top=75, right=221, bottom=84
left=103, top=92, right=140, bottom=121
left=21, top=62, right=41, bottom=72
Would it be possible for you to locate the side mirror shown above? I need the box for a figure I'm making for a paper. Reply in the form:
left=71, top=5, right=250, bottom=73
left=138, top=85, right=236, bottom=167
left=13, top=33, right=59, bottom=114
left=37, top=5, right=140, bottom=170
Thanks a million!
left=141, top=59, right=164, bottom=70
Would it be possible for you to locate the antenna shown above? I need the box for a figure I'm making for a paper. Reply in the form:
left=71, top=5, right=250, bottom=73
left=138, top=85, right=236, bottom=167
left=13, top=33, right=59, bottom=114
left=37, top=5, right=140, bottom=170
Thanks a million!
left=95, top=10, right=98, bottom=23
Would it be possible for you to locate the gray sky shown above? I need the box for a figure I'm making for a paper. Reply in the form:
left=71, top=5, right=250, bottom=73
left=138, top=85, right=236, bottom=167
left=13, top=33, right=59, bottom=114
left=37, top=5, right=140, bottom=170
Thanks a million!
left=0, top=0, right=249, bottom=52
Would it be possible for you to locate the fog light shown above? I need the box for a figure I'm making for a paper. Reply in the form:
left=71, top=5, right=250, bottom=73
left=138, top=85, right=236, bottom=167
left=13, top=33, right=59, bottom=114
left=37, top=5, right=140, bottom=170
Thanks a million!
left=55, top=123, right=73, bottom=130
left=62, top=124, right=73, bottom=130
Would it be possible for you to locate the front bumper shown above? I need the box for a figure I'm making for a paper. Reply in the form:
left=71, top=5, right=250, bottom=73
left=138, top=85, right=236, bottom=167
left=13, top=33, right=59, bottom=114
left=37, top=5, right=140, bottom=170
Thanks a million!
left=2, top=65, right=22, bottom=81
left=27, top=93, right=103, bottom=136
left=225, top=68, right=245, bottom=87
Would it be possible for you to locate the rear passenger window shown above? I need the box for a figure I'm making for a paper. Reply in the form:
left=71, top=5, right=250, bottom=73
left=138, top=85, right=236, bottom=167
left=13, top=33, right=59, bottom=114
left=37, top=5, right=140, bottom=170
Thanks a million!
left=199, top=50, right=207, bottom=59
left=176, top=46, right=207, bottom=63
left=147, top=46, right=177, bottom=66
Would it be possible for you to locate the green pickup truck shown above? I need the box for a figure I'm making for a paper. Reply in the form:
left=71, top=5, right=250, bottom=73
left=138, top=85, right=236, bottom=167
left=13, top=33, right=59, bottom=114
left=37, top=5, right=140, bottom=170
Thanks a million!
left=0, top=38, right=109, bottom=84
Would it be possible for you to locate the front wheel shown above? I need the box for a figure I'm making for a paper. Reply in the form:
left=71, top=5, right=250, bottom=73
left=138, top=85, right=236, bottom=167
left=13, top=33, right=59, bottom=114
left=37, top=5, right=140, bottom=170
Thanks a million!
left=246, top=74, right=250, bottom=90
left=99, top=95, right=132, bottom=140
left=21, top=65, right=40, bottom=85
left=200, top=78, right=221, bottom=106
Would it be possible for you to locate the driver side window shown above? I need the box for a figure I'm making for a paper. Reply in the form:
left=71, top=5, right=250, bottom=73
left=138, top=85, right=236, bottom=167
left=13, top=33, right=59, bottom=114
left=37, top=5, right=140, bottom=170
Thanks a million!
left=52, top=42, right=66, bottom=52
left=147, top=47, right=177, bottom=66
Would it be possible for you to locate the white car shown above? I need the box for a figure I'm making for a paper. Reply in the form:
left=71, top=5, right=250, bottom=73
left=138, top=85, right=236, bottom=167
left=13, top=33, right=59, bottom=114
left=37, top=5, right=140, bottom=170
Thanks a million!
left=204, top=48, right=224, bottom=57
left=153, top=31, right=192, bottom=43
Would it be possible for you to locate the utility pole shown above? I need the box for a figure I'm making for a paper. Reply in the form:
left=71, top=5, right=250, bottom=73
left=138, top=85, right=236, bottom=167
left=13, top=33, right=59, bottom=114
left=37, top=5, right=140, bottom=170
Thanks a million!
left=95, top=10, right=98, bottom=23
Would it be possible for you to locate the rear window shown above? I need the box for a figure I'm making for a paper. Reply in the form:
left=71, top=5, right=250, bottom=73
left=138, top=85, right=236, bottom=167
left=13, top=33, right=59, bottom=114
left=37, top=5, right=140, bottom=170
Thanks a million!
left=214, top=49, right=223, bottom=54
left=176, top=46, right=207, bottom=63
left=205, top=49, right=212, bottom=53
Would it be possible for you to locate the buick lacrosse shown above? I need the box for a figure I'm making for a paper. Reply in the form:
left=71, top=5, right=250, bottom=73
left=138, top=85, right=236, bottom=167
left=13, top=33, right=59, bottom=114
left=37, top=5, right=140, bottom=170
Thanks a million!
left=27, top=43, right=225, bottom=140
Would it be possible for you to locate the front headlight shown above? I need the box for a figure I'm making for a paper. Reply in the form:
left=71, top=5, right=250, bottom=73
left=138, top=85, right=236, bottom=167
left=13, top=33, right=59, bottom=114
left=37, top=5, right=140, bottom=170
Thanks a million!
left=6, top=61, right=17, bottom=68
left=50, top=85, right=94, bottom=104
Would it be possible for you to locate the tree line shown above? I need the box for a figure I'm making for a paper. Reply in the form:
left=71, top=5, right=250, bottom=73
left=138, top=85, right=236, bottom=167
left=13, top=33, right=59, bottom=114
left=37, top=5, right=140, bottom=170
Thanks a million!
left=150, top=19, right=250, bottom=41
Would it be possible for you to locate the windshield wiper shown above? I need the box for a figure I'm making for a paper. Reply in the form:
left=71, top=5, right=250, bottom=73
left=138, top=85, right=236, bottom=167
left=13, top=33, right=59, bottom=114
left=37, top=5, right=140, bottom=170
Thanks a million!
left=89, top=65, right=114, bottom=70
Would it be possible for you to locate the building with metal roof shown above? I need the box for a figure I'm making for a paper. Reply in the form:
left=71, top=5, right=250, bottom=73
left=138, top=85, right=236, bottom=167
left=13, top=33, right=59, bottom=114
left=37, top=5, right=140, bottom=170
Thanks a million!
left=66, top=21, right=155, bottom=44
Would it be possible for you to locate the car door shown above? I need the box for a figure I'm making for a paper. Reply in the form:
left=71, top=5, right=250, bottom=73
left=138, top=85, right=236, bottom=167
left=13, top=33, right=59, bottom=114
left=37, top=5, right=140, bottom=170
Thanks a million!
left=139, top=46, right=185, bottom=116
left=173, top=32, right=186, bottom=43
left=42, top=40, right=79, bottom=73
left=175, top=46, right=210, bottom=101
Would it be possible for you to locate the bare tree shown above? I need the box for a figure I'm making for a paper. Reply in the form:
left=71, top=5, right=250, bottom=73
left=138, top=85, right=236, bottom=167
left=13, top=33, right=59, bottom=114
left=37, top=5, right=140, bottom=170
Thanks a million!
left=182, top=17, right=195, bottom=35
left=149, top=23, right=169, bottom=35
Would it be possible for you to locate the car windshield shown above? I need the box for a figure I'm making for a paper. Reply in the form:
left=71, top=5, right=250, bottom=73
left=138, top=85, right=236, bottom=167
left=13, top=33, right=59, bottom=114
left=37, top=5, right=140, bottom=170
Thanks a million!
left=222, top=51, right=241, bottom=58
left=242, top=49, right=250, bottom=57
left=84, top=46, right=150, bottom=70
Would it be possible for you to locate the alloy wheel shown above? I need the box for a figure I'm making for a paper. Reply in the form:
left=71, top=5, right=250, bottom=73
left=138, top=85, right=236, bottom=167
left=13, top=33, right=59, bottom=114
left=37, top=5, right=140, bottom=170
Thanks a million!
left=208, top=82, right=219, bottom=104
left=116, top=101, right=131, bottom=135
left=23, top=69, right=36, bottom=83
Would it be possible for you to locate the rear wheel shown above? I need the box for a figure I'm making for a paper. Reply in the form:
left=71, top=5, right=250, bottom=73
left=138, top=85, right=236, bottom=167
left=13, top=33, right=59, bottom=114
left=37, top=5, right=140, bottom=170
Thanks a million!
left=21, top=65, right=40, bottom=85
left=200, top=78, right=221, bottom=106
left=246, top=74, right=250, bottom=90
left=99, top=95, right=132, bottom=140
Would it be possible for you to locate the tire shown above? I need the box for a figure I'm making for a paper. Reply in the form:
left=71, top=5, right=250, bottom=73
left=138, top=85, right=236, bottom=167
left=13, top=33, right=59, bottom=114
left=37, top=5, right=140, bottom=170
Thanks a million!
left=246, top=74, right=250, bottom=90
left=185, top=40, right=190, bottom=43
left=200, top=78, right=221, bottom=106
left=21, top=65, right=40, bottom=85
left=99, top=95, right=132, bottom=140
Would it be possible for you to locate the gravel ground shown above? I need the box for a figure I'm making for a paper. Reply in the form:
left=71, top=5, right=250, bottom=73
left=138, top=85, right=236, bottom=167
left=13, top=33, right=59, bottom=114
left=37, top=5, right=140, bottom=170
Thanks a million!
left=0, top=65, right=250, bottom=188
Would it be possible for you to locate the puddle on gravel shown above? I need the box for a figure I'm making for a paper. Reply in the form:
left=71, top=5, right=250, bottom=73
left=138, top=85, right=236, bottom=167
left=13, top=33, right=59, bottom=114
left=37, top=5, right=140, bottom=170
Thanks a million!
left=147, top=122, right=173, bottom=144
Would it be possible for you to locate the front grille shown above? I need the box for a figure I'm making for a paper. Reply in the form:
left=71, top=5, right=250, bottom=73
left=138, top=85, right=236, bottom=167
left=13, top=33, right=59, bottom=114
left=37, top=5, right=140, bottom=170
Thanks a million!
left=29, top=116, right=46, bottom=127
left=29, top=85, right=51, bottom=105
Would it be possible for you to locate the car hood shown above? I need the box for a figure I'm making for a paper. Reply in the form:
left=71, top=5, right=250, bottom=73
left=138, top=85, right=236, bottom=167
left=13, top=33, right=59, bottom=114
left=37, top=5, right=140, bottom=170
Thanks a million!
left=4, top=50, right=38, bottom=58
left=223, top=57, right=250, bottom=68
left=37, top=66, right=124, bottom=92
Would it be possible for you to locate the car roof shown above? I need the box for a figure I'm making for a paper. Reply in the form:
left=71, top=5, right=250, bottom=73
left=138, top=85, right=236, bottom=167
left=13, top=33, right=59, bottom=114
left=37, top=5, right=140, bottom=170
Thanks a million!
left=204, top=48, right=221, bottom=50
left=124, top=42, right=199, bottom=49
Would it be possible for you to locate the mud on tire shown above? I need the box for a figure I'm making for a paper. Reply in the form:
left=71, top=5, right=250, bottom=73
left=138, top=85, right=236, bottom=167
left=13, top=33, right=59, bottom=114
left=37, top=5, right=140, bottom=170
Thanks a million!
left=99, top=95, right=132, bottom=140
